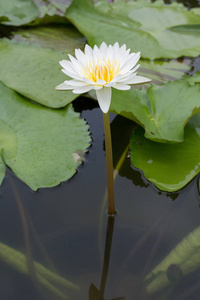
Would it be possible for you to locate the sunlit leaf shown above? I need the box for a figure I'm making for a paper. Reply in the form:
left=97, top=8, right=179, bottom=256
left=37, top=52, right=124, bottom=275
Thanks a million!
left=0, top=39, right=78, bottom=108
left=0, top=0, right=38, bottom=26
left=13, top=25, right=86, bottom=55
left=129, top=114, right=200, bottom=192
left=110, top=73, right=200, bottom=143
left=66, top=0, right=200, bottom=59
left=0, top=83, right=91, bottom=191
left=145, top=225, right=200, bottom=294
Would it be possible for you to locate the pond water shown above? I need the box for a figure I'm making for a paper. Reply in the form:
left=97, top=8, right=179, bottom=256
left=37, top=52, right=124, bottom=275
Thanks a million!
left=1, top=1, right=200, bottom=300
left=1, top=95, right=200, bottom=300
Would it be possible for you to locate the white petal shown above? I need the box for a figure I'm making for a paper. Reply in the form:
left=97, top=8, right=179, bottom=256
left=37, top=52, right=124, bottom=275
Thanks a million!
left=55, top=82, right=73, bottom=90
left=120, top=52, right=140, bottom=73
left=96, top=79, right=106, bottom=85
left=96, top=87, right=111, bottom=113
left=61, top=69, right=82, bottom=81
left=105, top=82, right=116, bottom=87
left=108, top=74, right=123, bottom=84
left=75, top=49, right=86, bottom=63
left=113, top=84, right=131, bottom=90
left=92, top=86, right=103, bottom=90
left=119, top=43, right=126, bottom=52
left=68, top=54, right=83, bottom=71
left=64, top=79, right=90, bottom=87
left=85, top=44, right=94, bottom=60
left=113, top=42, right=120, bottom=52
left=106, top=44, right=114, bottom=62
left=123, top=75, right=151, bottom=85
left=100, top=42, right=108, bottom=56
left=117, top=66, right=140, bottom=83
left=59, top=60, right=76, bottom=74
left=72, top=86, right=93, bottom=94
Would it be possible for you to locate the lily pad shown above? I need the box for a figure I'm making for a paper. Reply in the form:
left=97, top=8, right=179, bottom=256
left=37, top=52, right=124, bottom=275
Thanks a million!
left=139, top=58, right=191, bottom=85
left=0, top=0, right=38, bottom=26
left=129, top=114, right=200, bottom=192
left=0, top=39, right=78, bottom=108
left=13, top=25, right=86, bottom=54
left=31, top=0, right=71, bottom=25
left=0, top=82, right=91, bottom=191
left=66, top=0, right=200, bottom=59
left=110, top=73, right=200, bottom=143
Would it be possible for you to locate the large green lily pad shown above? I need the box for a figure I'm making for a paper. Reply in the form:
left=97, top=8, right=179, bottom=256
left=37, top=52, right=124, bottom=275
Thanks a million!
left=0, top=39, right=78, bottom=108
left=13, top=25, right=86, bottom=54
left=0, top=82, right=91, bottom=191
left=129, top=114, right=200, bottom=192
left=0, top=0, right=38, bottom=26
left=66, top=0, right=200, bottom=59
left=110, top=73, right=200, bottom=143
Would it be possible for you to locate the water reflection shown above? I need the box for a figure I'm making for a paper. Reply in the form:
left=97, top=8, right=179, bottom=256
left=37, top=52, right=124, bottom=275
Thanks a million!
left=89, top=216, right=124, bottom=300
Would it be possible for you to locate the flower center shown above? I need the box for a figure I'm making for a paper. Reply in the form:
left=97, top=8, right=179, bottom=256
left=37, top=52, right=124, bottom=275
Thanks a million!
left=82, top=59, right=120, bottom=84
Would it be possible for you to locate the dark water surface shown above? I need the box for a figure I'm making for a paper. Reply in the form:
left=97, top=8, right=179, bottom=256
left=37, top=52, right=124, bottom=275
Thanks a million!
left=1, top=1, right=200, bottom=300
left=1, top=103, right=200, bottom=300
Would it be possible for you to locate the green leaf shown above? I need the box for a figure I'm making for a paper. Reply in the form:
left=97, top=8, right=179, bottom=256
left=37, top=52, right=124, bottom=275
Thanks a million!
left=129, top=114, right=200, bottom=192
left=31, top=0, right=71, bottom=25
left=145, top=225, right=200, bottom=294
left=12, top=25, right=86, bottom=55
left=0, top=0, right=38, bottom=26
left=0, top=39, right=78, bottom=108
left=169, top=24, right=200, bottom=34
left=139, top=58, right=191, bottom=85
left=66, top=0, right=200, bottom=59
left=0, top=82, right=91, bottom=191
left=110, top=73, right=200, bottom=143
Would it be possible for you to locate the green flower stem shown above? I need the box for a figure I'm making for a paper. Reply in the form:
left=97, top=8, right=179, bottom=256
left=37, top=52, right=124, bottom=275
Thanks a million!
left=103, top=112, right=116, bottom=215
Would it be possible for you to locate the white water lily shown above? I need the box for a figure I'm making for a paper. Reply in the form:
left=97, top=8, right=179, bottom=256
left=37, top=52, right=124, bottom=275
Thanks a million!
left=56, top=42, right=151, bottom=113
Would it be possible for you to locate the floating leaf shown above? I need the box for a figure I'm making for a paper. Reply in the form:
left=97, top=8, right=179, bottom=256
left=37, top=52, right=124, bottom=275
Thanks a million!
left=0, top=82, right=91, bottom=190
left=31, top=0, right=71, bottom=25
left=169, top=24, right=200, bottom=34
left=0, top=39, right=78, bottom=108
left=110, top=73, right=200, bottom=143
left=0, top=0, right=38, bottom=26
left=139, top=58, right=191, bottom=85
left=129, top=114, right=200, bottom=192
left=145, top=225, right=200, bottom=294
left=13, top=25, right=86, bottom=55
left=66, top=0, right=200, bottom=59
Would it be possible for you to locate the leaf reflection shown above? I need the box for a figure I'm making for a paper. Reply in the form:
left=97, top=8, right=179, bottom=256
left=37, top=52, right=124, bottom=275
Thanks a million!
left=145, top=225, right=200, bottom=294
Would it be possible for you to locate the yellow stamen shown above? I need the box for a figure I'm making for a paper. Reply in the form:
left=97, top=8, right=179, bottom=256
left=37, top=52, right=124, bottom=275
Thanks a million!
left=82, top=59, right=120, bottom=84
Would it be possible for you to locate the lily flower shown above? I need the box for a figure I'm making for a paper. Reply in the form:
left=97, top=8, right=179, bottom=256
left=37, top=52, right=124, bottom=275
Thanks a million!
left=56, top=42, right=151, bottom=113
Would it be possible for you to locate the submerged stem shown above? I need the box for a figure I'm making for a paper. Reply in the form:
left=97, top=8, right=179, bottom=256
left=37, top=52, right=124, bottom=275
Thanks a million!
left=103, top=112, right=116, bottom=215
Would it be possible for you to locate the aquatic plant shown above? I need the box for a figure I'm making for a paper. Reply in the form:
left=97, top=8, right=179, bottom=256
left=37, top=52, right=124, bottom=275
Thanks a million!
left=56, top=42, right=150, bottom=214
